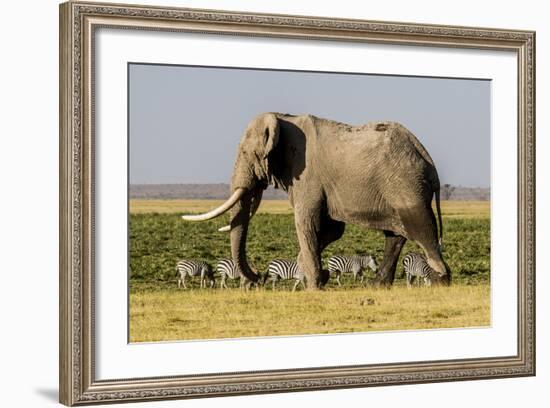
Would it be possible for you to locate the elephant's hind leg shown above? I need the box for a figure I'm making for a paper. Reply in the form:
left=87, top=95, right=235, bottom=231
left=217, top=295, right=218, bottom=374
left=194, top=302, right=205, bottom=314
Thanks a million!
left=375, top=231, right=407, bottom=287
left=399, top=205, right=448, bottom=279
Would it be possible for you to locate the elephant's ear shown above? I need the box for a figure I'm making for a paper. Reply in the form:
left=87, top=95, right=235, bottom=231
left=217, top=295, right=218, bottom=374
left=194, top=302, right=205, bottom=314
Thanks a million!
left=262, top=113, right=280, bottom=159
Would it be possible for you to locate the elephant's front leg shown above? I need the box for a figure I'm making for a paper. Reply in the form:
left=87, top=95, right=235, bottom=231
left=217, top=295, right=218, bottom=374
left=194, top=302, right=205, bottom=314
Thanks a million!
left=294, top=210, right=323, bottom=290
left=376, top=230, right=407, bottom=287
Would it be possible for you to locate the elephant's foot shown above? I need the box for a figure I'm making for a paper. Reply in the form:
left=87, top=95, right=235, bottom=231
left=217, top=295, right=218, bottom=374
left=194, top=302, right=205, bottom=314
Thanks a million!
left=305, top=275, right=323, bottom=290
left=305, top=272, right=329, bottom=290
left=304, top=276, right=326, bottom=291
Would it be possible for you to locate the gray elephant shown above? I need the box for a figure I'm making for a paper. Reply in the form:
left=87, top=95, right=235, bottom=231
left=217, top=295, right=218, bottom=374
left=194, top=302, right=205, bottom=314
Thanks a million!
left=182, top=112, right=450, bottom=289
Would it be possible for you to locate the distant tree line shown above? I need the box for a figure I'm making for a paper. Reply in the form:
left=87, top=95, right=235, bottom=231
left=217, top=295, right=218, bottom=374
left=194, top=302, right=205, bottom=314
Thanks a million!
left=130, top=183, right=489, bottom=201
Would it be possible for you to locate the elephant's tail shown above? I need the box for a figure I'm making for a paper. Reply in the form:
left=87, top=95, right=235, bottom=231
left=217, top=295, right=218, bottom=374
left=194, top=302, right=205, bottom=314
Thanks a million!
left=434, top=185, right=444, bottom=252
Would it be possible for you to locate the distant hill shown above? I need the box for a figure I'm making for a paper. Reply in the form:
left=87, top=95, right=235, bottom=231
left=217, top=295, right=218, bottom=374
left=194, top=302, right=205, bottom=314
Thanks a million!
left=130, top=183, right=490, bottom=201
left=129, top=184, right=287, bottom=200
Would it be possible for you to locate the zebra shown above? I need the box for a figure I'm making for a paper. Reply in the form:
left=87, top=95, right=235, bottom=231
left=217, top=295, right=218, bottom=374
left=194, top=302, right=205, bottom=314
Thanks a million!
left=328, top=254, right=378, bottom=286
left=216, top=259, right=255, bottom=290
left=263, top=259, right=305, bottom=291
left=175, top=260, right=215, bottom=289
left=402, top=252, right=434, bottom=287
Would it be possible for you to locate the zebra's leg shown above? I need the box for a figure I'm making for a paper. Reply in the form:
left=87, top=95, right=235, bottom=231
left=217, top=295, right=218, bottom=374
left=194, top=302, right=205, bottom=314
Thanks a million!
left=292, top=279, right=300, bottom=292
left=182, top=274, right=187, bottom=290
left=375, top=231, right=407, bottom=287
left=240, top=278, right=249, bottom=291
left=353, top=268, right=363, bottom=284
left=177, top=277, right=181, bottom=289
left=336, top=272, right=342, bottom=287
left=272, top=278, right=276, bottom=291
left=406, top=273, right=412, bottom=288
left=220, top=275, right=226, bottom=289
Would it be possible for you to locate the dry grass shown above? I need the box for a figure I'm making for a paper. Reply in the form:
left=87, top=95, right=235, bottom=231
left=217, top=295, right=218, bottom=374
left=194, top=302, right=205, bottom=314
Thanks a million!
left=129, top=284, right=490, bottom=343
left=130, top=199, right=294, bottom=215
left=130, top=199, right=489, bottom=218
left=437, top=201, right=490, bottom=218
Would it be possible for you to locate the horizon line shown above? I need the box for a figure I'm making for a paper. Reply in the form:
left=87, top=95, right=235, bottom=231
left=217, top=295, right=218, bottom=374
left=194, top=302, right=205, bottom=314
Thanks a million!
left=129, top=182, right=491, bottom=189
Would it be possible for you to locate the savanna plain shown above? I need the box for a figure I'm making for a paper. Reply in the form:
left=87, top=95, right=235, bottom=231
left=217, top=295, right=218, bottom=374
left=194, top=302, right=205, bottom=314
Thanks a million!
left=129, top=200, right=490, bottom=342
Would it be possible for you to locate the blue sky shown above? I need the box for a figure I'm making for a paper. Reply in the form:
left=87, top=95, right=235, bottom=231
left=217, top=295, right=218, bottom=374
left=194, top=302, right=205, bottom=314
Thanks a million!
left=129, top=64, right=490, bottom=187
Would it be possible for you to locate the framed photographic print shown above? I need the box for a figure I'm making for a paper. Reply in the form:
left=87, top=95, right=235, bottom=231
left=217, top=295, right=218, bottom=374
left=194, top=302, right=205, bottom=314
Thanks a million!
left=59, top=1, right=535, bottom=405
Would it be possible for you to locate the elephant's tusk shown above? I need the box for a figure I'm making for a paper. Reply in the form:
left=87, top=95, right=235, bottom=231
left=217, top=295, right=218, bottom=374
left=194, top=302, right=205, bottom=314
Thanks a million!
left=218, top=187, right=263, bottom=232
left=181, top=188, right=246, bottom=221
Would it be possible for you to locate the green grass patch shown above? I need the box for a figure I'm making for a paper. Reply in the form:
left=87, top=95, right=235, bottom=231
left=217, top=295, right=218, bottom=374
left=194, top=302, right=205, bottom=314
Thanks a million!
left=129, top=213, right=490, bottom=286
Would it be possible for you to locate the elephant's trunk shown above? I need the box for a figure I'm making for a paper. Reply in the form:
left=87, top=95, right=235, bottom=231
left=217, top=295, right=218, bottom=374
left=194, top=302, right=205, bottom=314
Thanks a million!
left=218, top=188, right=263, bottom=232
left=229, top=187, right=261, bottom=283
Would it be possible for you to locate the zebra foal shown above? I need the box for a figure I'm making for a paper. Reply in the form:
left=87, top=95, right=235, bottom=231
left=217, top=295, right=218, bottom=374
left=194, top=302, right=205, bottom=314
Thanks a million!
left=175, top=259, right=215, bottom=289
left=263, top=259, right=305, bottom=291
left=328, top=254, right=378, bottom=286
left=402, top=253, right=433, bottom=287
left=216, top=259, right=255, bottom=290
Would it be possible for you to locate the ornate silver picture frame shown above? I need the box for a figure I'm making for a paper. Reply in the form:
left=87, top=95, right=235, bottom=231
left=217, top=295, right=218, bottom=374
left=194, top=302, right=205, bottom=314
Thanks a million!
left=59, top=1, right=535, bottom=405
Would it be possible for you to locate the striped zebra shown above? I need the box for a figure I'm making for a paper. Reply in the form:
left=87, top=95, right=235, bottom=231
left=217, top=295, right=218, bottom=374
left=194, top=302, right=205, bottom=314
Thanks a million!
left=328, top=254, right=378, bottom=286
left=216, top=259, right=254, bottom=290
left=175, top=260, right=215, bottom=289
left=263, top=259, right=305, bottom=291
left=402, top=253, right=433, bottom=287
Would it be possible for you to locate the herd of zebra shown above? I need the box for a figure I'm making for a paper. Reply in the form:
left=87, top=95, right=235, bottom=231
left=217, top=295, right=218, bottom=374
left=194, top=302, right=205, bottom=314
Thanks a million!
left=175, top=252, right=435, bottom=290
